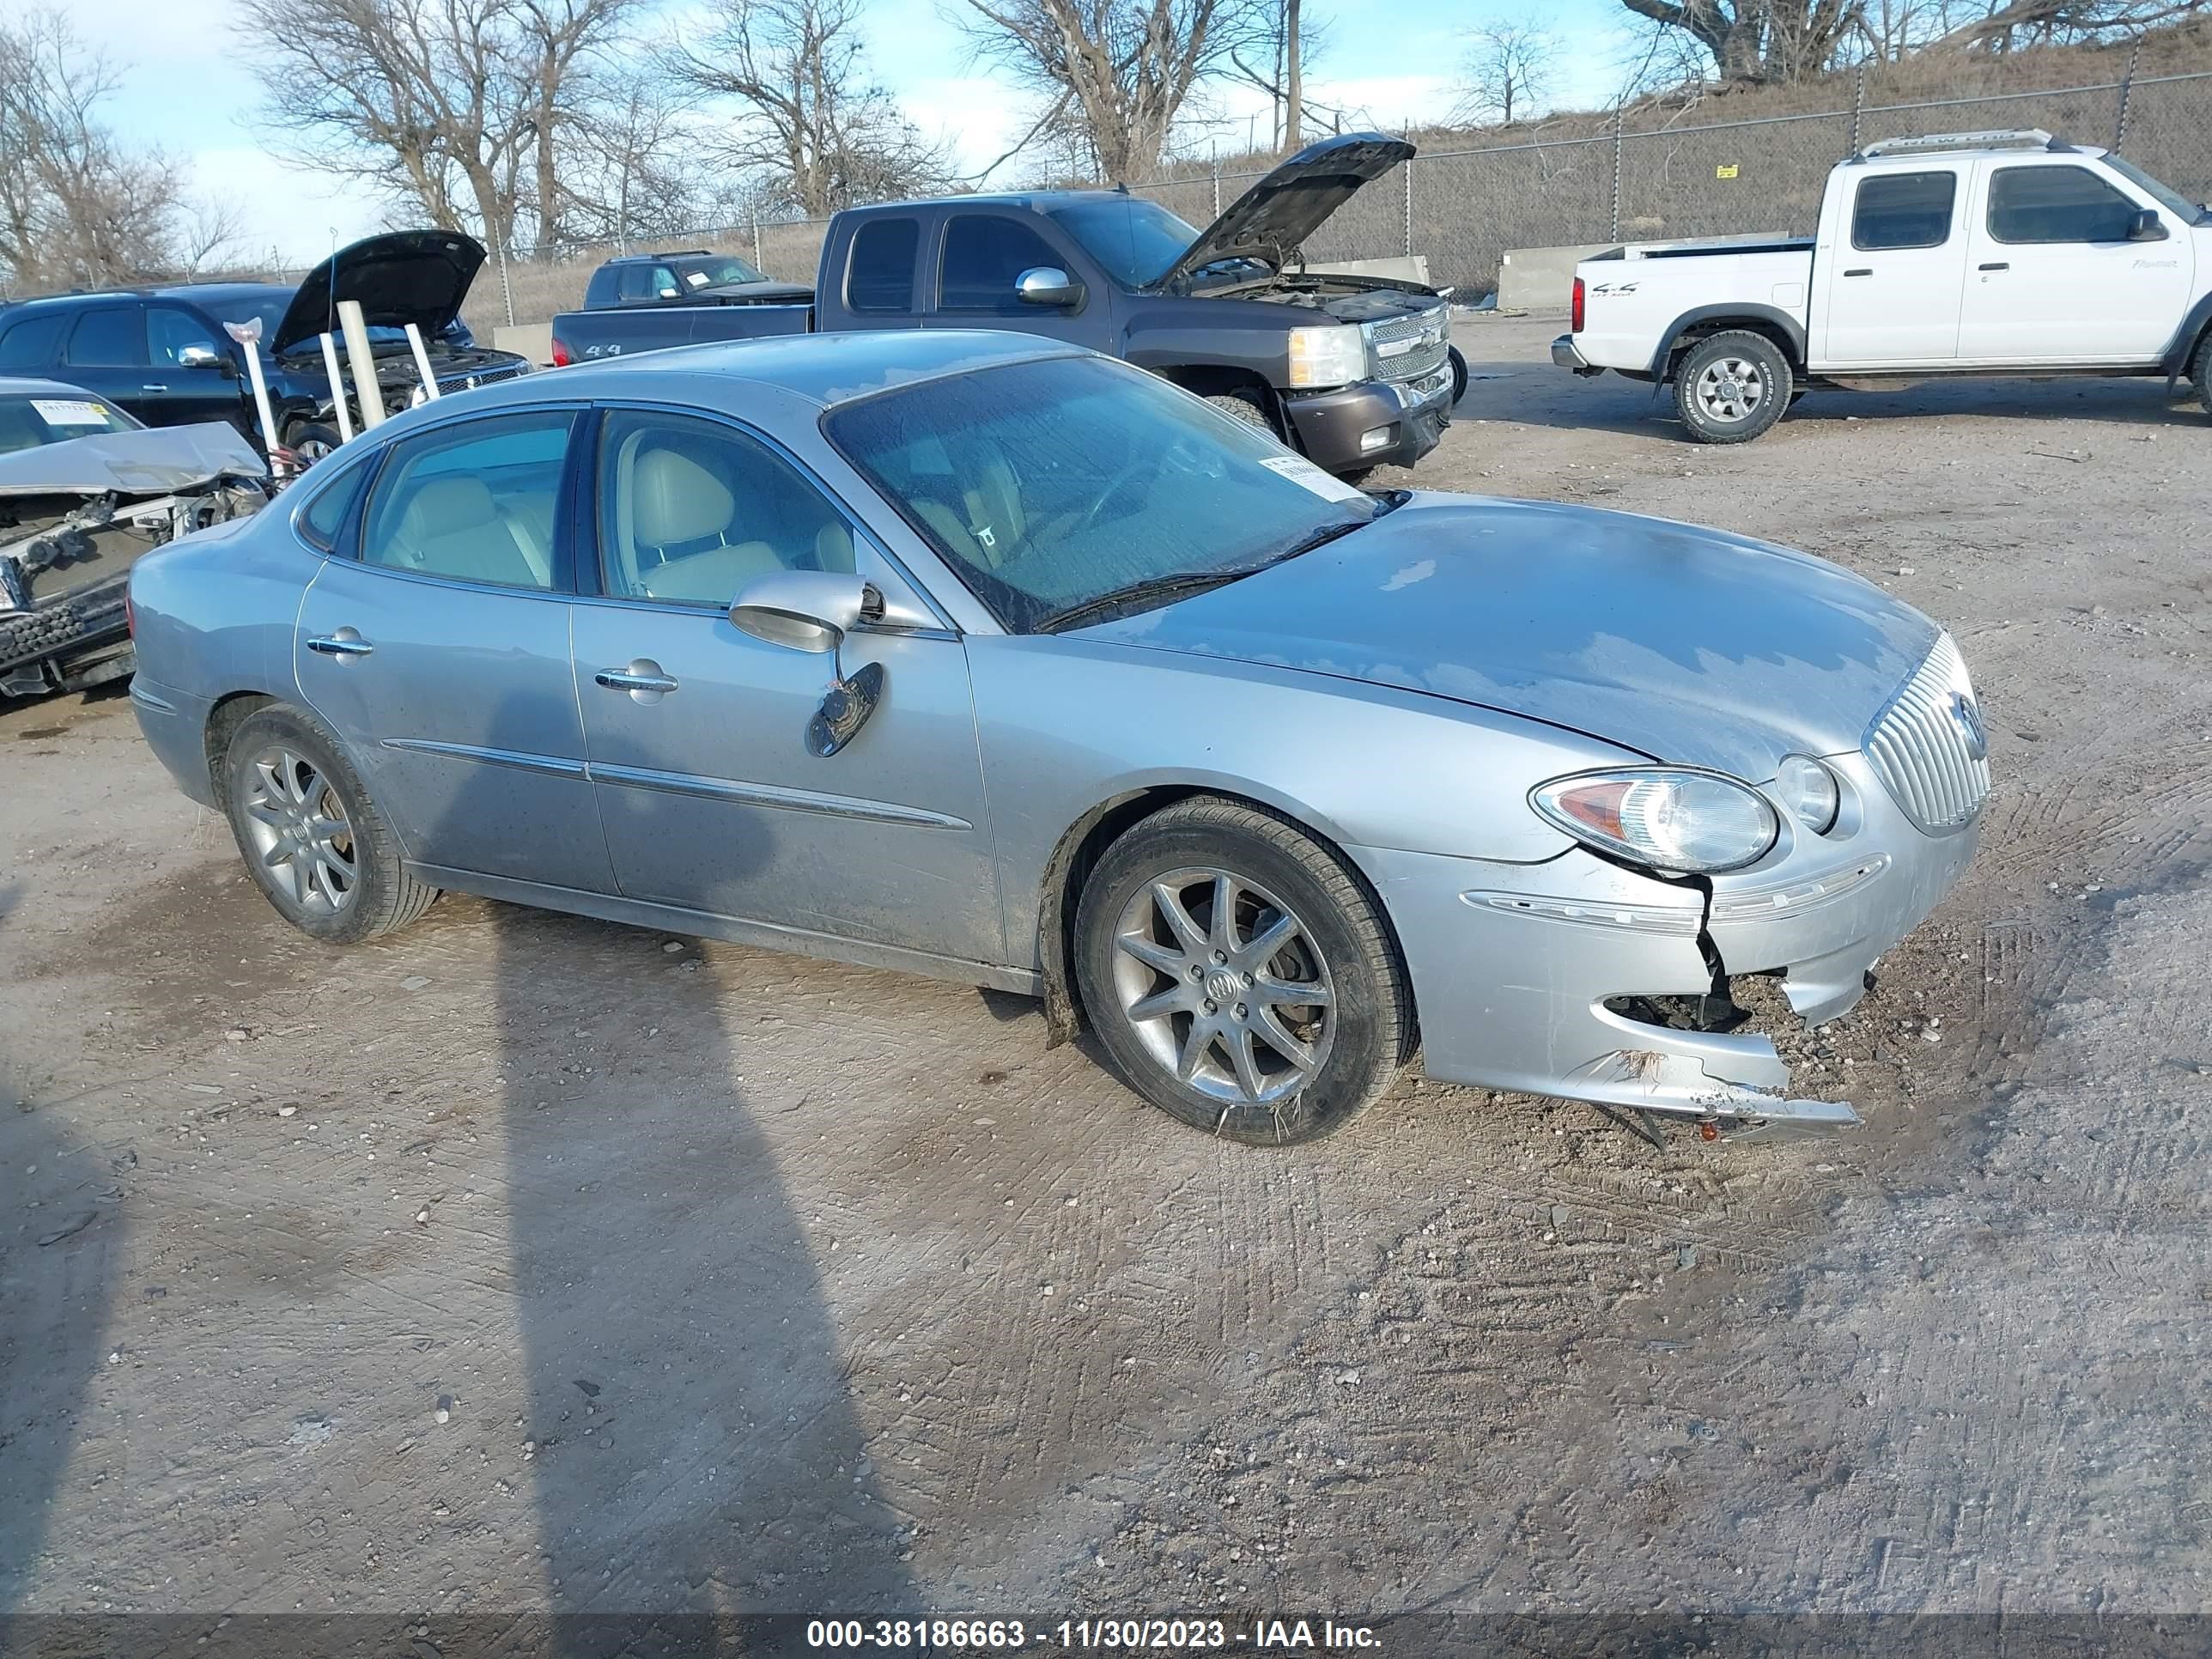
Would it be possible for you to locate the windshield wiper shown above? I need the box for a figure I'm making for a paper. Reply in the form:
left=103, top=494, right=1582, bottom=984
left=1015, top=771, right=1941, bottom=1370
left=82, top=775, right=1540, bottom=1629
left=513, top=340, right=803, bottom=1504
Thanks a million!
left=1031, top=568, right=1253, bottom=635
left=1267, top=515, right=1373, bottom=563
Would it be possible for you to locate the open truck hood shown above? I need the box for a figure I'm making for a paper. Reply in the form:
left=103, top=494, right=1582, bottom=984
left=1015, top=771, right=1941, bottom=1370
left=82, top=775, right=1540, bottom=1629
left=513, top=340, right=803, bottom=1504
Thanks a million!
left=273, top=228, right=489, bottom=355
left=1148, top=131, right=1415, bottom=291
left=0, top=422, right=266, bottom=497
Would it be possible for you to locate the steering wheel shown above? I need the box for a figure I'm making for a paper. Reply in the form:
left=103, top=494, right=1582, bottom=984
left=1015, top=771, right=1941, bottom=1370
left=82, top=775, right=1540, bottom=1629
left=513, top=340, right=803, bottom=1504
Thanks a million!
left=1066, top=449, right=1159, bottom=540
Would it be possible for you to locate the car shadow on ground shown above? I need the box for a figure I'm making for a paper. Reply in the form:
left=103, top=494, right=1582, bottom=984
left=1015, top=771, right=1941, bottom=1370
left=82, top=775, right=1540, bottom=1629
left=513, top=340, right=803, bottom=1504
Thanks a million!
left=1453, top=349, right=2200, bottom=441
left=0, top=882, right=123, bottom=1620
left=447, top=698, right=918, bottom=1642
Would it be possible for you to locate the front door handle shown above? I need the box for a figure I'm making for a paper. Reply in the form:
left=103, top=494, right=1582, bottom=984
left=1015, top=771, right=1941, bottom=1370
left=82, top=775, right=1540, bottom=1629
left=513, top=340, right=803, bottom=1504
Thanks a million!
left=595, top=660, right=679, bottom=701
left=1978, top=262, right=2009, bottom=271
left=307, top=630, right=374, bottom=659
left=140, top=383, right=169, bottom=392
left=1842, top=268, right=1872, bottom=277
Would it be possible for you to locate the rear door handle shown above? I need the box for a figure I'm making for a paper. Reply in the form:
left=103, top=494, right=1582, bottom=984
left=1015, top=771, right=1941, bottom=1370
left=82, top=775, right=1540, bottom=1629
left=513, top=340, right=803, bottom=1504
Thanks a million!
left=595, top=664, right=679, bottom=695
left=1842, top=268, right=1872, bottom=277
left=1978, top=262, right=2009, bottom=271
left=307, top=631, right=374, bottom=659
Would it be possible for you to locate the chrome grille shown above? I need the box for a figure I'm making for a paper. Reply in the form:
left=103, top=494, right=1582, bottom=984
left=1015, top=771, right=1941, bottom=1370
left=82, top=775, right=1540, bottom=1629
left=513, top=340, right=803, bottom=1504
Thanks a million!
left=434, top=361, right=528, bottom=397
left=1365, top=307, right=1449, bottom=384
left=1863, top=633, right=1990, bottom=835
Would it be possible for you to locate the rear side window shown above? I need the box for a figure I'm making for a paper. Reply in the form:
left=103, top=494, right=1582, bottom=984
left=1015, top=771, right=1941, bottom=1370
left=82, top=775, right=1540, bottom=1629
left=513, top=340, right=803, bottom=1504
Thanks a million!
left=0, top=313, right=64, bottom=368
left=64, top=308, right=144, bottom=368
left=295, top=457, right=373, bottom=552
left=847, top=218, right=920, bottom=313
left=1851, top=171, right=1957, bottom=250
left=360, top=410, right=575, bottom=591
left=939, top=216, right=1066, bottom=311
left=1988, top=165, right=2139, bottom=245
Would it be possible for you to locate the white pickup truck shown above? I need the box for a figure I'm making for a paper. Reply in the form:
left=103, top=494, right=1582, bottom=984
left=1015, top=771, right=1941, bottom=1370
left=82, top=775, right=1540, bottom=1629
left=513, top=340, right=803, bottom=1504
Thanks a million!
left=1552, top=129, right=2212, bottom=442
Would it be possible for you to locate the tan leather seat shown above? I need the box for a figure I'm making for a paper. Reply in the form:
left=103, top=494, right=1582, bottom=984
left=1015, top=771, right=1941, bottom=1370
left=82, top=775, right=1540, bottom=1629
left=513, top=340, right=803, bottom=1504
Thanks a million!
left=624, top=444, right=784, bottom=605
left=386, top=476, right=550, bottom=588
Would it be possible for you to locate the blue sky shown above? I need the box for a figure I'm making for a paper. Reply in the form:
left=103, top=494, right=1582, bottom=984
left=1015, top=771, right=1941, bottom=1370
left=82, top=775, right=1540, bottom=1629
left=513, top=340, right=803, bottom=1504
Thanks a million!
left=82, top=0, right=1644, bottom=263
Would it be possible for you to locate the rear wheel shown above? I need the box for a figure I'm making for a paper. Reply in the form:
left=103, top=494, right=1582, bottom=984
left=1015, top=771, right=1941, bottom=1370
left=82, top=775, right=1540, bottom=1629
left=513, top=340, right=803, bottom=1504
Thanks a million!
left=1447, top=344, right=1469, bottom=406
left=1674, top=330, right=1793, bottom=444
left=219, top=705, right=438, bottom=945
left=1074, top=797, right=1413, bottom=1146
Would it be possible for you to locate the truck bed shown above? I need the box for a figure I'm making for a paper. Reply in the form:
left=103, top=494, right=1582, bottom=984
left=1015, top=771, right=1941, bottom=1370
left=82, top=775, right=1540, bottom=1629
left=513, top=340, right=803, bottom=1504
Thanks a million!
left=552, top=298, right=814, bottom=364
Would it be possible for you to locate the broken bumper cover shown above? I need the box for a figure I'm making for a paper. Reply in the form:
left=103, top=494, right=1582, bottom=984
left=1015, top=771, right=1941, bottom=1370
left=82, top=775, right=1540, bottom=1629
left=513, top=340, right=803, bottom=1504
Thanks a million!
left=1283, top=371, right=1450, bottom=474
left=1352, top=756, right=1978, bottom=1128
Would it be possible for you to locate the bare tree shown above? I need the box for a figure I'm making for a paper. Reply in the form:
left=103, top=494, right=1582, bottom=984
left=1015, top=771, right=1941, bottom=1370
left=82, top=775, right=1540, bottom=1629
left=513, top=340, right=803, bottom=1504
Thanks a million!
left=1929, top=0, right=2210, bottom=49
left=241, top=0, right=641, bottom=253
left=661, top=0, right=949, bottom=218
left=1454, top=22, right=1559, bottom=125
left=1615, top=1, right=1866, bottom=82
left=960, top=0, right=1270, bottom=183
left=1228, top=0, right=1329, bottom=150
left=0, top=10, right=240, bottom=291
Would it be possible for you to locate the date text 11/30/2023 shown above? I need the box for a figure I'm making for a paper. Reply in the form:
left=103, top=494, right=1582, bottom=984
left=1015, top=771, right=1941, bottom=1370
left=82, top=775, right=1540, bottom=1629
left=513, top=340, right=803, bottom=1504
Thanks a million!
left=804, top=1617, right=1384, bottom=1650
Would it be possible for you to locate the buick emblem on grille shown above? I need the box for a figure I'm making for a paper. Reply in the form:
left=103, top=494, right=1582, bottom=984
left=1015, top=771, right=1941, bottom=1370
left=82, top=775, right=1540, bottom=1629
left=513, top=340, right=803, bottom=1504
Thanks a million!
left=1949, top=691, right=1987, bottom=761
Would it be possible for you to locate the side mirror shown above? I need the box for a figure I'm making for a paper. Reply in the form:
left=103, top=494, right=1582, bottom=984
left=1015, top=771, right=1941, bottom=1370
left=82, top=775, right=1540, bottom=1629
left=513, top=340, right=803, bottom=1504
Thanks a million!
left=1015, top=266, right=1085, bottom=308
left=729, top=570, right=888, bottom=757
left=2127, top=207, right=2168, bottom=242
left=179, top=343, right=232, bottom=373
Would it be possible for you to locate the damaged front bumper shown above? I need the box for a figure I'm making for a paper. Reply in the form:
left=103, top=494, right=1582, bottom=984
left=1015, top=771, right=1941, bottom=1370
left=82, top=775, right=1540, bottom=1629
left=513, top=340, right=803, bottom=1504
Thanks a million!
left=1352, top=751, right=1978, bottom=1131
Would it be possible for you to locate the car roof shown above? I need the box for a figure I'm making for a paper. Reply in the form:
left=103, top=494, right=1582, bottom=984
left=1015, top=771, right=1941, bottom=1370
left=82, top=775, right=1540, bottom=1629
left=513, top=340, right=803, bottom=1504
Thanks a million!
left=458, top=329, right=1085, bottom=415
left=0, top=374, right=112, bottom=399
left=844, top=188, right=1134, bottom=216
left=0, top=279, right=292, bottom=313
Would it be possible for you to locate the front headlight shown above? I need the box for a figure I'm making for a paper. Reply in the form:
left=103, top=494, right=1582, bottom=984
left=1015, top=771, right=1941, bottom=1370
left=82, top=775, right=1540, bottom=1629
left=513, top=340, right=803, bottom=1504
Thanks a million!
left=1285, top=325, right=1366, bottom=389
left=1773, top=755, right=1840, bottom=834
left=1531, top=768, right=1778, bottom=873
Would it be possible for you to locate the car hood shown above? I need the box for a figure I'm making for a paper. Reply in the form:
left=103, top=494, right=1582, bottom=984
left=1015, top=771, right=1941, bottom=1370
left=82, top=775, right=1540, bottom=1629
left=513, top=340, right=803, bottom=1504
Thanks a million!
left=273, top=228, right=489, bottom=355
left=0, top=422, right=266, bottom=497
left=1148, top=131, right=1415, bottom=291
left=1080, top=495, right=1942, bottom=781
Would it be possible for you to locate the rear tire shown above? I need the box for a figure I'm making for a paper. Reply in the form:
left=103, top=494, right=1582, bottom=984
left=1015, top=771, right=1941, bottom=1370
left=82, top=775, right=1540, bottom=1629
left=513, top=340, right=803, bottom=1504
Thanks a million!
left=219, top=704, right=438, bottom=945
left=1073, top=796, right=1413, bottom=1146
left=1447, top=344, right=1469, bottom=406
left=1674, top=330, right=1793, bottom=444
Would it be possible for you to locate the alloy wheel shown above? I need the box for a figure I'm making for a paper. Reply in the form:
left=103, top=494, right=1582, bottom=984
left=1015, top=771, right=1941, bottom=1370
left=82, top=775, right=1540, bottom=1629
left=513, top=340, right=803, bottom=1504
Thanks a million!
left=238, top=744, right=359, bottom=915
left=1109, top=866, right=1335, bottom=1105
left=1695, top=357, right=1765, bottom=422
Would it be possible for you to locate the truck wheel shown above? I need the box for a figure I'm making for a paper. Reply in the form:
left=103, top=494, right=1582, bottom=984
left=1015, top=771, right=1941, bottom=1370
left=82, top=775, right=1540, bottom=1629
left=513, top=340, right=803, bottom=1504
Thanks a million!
left=1674, top=331, right=1792, bottom=444
left=1206, top=390, right=1283, bottom=439
left=2191, top=331, right=2212, bottom=416
left=287, top=423, right=343, bottom=465
left=1073, top=795, right=1414, bottom=1146
left=1448, top=345, right=1469, bottom=406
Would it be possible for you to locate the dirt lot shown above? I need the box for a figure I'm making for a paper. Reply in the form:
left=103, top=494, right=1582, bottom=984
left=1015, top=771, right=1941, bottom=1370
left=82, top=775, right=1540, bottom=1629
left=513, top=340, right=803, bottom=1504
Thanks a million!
left=5, top=316, right=2210, bottom=1646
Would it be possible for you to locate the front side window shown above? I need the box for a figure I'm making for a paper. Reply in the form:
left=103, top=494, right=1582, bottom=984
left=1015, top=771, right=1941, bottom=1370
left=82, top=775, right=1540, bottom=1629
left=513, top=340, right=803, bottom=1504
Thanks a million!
left=0, top=313, right=65, bottom=369
left=824, top=356, right=1379, bottom=635
left=361, top=410, right=574, bottom=590
left=148, top=307, right=222, bottom=367
left=1852, top=171, right=1956, bottom=251
left=64, top=308, right=144, bottom=368
left=596, top=410, right=854, bottom=607
left=846, top=218, right=920, bottom=313
left=939, top=216, right=1066, bottom=311
left=1988, top=165, right=2140, bottom=245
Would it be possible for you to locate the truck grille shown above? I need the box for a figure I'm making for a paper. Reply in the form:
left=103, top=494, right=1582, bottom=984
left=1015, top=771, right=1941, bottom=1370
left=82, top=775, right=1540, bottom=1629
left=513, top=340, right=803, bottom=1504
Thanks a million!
left=1364, top=307, right=1449, bottom=384
left=1863, top=634, right=1990, bottom=835
left=434, top=361, right=527, bottom=397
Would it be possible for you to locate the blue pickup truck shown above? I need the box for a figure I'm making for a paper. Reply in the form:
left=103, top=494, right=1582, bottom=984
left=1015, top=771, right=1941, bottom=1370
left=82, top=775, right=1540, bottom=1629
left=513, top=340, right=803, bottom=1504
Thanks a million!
left=548, top=135, right=1466, bottom=477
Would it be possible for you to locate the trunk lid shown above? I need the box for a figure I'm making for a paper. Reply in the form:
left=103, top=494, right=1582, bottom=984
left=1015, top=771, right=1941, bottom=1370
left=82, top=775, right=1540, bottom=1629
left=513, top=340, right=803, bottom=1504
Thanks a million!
left=1146, top=132, right=1414, bottom=292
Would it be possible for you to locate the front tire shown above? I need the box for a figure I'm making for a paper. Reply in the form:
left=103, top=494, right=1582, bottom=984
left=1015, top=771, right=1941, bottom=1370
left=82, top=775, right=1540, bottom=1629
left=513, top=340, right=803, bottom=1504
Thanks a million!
left=2191, top=331, right=2212, bottom=416
left=1073, top=797, right=1413, bottom=1145
left=286, top=422, right=343, bottom=465
left=1674, top=330, right=1793, bottom=444
left=1206, top=389, right=1282, bottom=440
left=220, top=705, right=438, bottom=944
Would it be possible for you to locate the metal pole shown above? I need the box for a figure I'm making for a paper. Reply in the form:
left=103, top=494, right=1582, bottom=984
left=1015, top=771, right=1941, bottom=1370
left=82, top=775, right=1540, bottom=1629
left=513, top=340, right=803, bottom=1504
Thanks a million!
left=1850, top=63, right=1868, bottom=155
left=1402, top=157, right=1413, bottom=257
left=752, top=218, right=763, bottom=270
left=495, top=234, right=514, bottom=329
left=2115, top=42, right=2142, bottom=154
left=1212, top=166, right=1221, bottom=218
left=1610, top=106, right=1624, bottom=243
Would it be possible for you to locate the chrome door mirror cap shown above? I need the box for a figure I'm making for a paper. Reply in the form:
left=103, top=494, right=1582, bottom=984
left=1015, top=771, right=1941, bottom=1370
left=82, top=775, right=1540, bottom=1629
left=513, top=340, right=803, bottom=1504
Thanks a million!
left=729, top=569, right=875, bottom=653
left=178, top=343, right=228, bottom=370
left=1015, top=266, right=1085, bottom=307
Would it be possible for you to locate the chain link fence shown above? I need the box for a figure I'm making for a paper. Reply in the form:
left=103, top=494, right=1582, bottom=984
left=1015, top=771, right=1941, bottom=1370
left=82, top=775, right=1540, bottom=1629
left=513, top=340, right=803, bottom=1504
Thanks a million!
left=471, top=65, right=2212, bottom=335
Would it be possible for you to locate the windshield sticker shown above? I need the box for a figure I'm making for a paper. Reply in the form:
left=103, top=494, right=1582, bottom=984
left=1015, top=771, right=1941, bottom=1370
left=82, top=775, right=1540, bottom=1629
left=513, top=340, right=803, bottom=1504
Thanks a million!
left=684, top=270, right=710, bottom=287
left=31, top=399, right=112, bottom=426
left=1258, top=453, right=1368, bottom=503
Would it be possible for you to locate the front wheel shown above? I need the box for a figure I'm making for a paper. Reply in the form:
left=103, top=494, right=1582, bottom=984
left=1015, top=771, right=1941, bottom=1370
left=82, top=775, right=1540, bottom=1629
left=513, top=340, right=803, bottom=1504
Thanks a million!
left=1447, top=344, right=1469, bottom=406
left=2191, top=331, right=2212, bottom=416
left=287, top=422, right=343, bottom=465
left=1674, top=330, right=1793, bottom=444
left=1073, top=797, right=1413, bottom=1145
left=220, top=704, right=438, bottom=944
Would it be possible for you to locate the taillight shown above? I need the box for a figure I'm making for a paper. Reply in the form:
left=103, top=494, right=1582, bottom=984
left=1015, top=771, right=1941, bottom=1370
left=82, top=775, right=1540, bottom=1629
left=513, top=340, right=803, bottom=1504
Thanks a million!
left=1571, top=276, right=1585, bottom=334
left=550, top=336, right=572, bottom=368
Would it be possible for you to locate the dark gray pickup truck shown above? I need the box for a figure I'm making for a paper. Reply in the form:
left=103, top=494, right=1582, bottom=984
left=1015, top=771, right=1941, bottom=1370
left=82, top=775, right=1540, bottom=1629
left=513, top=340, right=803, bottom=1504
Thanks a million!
left=550, top=134, right=1460, bottom=476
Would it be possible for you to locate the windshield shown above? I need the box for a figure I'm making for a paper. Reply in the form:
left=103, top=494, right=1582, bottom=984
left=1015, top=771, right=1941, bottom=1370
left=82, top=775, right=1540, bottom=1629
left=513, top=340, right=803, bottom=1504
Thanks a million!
left=823, top=355, right=1378, bottom=634
left=1044, top=197, right=1203, bottom=288
left=2105, top=156, right=2208, bottom=224
left=676, top=255, right=772, bottom=289
left=0, top=392, right=140, bottom=454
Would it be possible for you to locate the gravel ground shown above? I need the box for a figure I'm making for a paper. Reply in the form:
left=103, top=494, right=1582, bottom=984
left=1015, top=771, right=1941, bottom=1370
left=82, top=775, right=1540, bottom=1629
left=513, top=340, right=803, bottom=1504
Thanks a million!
left=3, top=317, right=2210, bottom=1645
